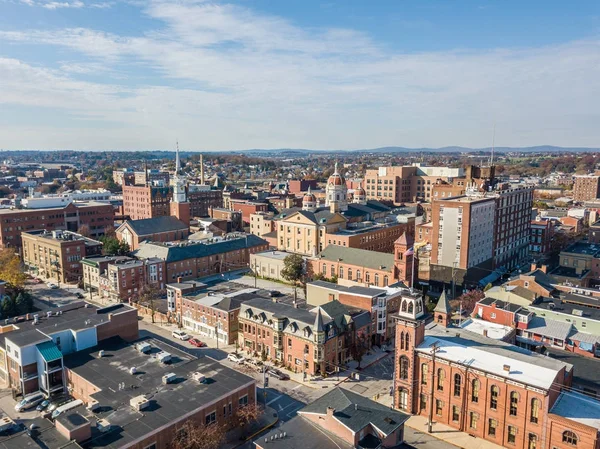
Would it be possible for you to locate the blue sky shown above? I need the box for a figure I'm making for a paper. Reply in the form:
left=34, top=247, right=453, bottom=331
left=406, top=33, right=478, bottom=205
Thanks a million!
left=1, top=0, right=599, bottom=151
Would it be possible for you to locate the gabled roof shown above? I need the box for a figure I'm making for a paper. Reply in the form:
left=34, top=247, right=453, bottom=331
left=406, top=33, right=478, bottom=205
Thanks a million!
left=299, top=387, right=409, bottom=436
left=120, top=216, right=188, bottom=237
left=316, top=245, right=395, bottom=272
left=434, top=290, right=451, bottom=315
left=527, top=316, right=573, bottom=341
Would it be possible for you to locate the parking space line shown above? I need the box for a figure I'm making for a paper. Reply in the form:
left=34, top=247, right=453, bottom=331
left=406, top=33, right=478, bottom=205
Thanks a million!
left=266, top=395, right=283, bottom=406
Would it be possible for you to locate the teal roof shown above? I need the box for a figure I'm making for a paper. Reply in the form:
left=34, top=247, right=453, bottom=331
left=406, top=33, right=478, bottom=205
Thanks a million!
left=37, top=341, right=62, bottom=362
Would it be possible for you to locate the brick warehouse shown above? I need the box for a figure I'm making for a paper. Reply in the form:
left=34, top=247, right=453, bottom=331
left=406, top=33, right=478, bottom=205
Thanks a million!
left=392, top=292, right=600, bottom=449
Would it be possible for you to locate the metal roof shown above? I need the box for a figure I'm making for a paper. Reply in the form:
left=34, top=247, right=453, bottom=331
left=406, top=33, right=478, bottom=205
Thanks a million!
left=37, top=341, right=62, bottom=362
left=316, top=245, right=395, bottom=271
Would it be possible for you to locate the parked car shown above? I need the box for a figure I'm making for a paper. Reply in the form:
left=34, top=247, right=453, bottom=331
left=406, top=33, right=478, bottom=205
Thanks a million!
left=268, top=290, right=281, bottom=297
left=172, top=330, right=190, bottom=341
left=227, top=353, right=245, bottom=364
left=15, top=393, right=45, bottom=412
left=46, top=283, right=58, bottom=289
left=75, top=292, right=84, bottom=299
left=36, top=400, right=50, bottom=412
left=245, top=359, right=263, bottom=368
left=267, top=369, right=290, bottom=380
left=47, top=396, right=71, bottom=413
left=188, top=338, right=206, bottom=348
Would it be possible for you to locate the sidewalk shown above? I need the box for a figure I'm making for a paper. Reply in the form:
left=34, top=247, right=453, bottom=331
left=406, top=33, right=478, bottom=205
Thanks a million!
left=406, top=415, right=504, bottom=449
left=222, top=405, right=279, bottom=449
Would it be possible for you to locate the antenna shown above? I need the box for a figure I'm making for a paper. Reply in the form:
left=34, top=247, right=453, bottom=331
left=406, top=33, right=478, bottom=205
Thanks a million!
left=490, top=123, right=496, bottom=167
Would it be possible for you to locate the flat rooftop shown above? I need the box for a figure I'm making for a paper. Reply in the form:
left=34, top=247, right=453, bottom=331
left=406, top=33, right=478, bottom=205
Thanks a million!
left=64, top=337, right=255, bottom=449
left=562, top=242, right=600, bottom=256
left=551, top=390, right=600, bottom=429
left=439, top=195, right=494, bottom=203
left=0, top=415, right=80, bottom=449
left=253, top=250, right=292, bottom=261
left=421, top=323, right=571, bottom=390
left=459, top=318, right=514, bottom=340
left=0, top=302, right=134, bottom=348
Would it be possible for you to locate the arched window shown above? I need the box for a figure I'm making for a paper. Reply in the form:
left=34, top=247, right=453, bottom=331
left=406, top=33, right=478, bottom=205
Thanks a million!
left=436, top=368, right=445, bottom=391
left=374, top=273, right=379, bottom=285
left=322, top=264, right=327, bottom=275
left=383, top=275, right=389, bottom=286
left=399, top=356, right=409, bottom=380
left=330, top=266, right=335, bottom=277
left=528, top=433, right=537, bottom=449
left=453, top=374, right=461, bottom=397
left=471, top=379, right=480, bottom=403
left=339, top=267, right=344, bottom=279
left=400, top=332, right=405, bottom=350
left=401, top=300, right=407, bottom=312
left=356, top=270, right=361, bottom=281
left=398, top=388, right=408, bottom=410
left=408, top=302, right=414, bottom=314
left=530, top=398, right=540, bottom=424
left=416, top=299, right=423, bottom=313
left=348, top=268, right=353, bottom=280
left=365, top=272, right=370, bottom=283
left=490, top=385, right=499, bottom=410
left=562, top=431, right=578, bottom=446
left=421, top=363, right=428, bottom=385
left=510, top=391, right=519, bottom=416
left=405, top=333, right=410, bottom=349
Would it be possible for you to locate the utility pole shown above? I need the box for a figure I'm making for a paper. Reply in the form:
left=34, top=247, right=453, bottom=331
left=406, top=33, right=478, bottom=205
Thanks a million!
left=263, top=365, right=268, bottom=406
left=428, top=342, right=441, bottom=433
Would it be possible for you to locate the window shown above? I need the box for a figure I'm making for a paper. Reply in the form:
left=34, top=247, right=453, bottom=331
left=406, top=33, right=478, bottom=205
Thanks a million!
left=435, top=399, right=443, bottom=416
left=420, top=393, right=427, bottom=411
left=453, top=374, right=461, bottom=397
left=528, top=433, right=537, bottom=449
left=437, top=368, right=445, bottom=391
left=398, top=389, right=408, bottom=410
left=239, top=395, right=248, bottom=407
left=562, top=431, right=578, bottom=446
left=490, top=385, right=499, bottom=410
left=469, top=412, right=478, bottom=429
left=205, top=411, right=216, bottom=425
left=508, top=425, right=516, bottom=444
left=399, top=356, right=409, bottom=380
left=510, top=391, right=519, bottom=416
left=348, top=268, right=352, bottom=280
left=530, top=398, right=540, bottom=424
left=488, top=419, right=497, bottom=436
left=472, top=379, right=480, bottom=403
left=143, top=444, right=157, bottom=449
left=421, top=363, right=428, bottom=385
left=452, top=405, right=460, bottom=421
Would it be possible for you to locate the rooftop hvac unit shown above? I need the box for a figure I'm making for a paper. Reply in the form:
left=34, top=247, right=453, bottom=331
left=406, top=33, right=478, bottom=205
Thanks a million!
left=162, top=373, right=177, bottom=384
left=156, top=351, right=171, bottom=364
left=136, top=342, right=151, bottom=354
left=97, top=419, right=111, bottom=433
left=0, top=416, right=15, bottom=433
left=129, top=395, right=150, bottom=411
left=98, top=350, right=105, bottom=358
left=129, top=367, right=137, bottom=375
left=191, top=372, right=206, bottom=383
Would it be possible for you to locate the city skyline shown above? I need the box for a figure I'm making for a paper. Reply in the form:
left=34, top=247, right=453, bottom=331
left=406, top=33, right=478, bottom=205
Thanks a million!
left=1, top=0, right=599, bottom=151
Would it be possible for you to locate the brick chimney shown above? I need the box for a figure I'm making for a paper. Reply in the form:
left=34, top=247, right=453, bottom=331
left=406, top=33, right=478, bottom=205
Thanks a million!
left=540, top=265, right=548, bottom=274
left=326, top=407, right=336, bottom=417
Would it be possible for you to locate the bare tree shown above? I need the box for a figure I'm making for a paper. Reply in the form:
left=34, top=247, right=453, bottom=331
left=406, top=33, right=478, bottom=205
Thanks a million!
left=235, top=403, right=262, bottom=438
left=169, top=420, right=226, bottom=449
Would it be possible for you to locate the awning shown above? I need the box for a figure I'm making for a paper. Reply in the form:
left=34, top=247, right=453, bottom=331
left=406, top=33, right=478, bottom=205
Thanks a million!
left=36, top=341, right=62, bottom=362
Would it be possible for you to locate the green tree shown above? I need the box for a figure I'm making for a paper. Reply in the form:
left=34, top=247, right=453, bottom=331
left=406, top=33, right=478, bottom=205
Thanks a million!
left=100, top=237, right=130, bottom=256
left=281, top=254, right=305, bottom=301
left=1, top=295, right=18, bottom=318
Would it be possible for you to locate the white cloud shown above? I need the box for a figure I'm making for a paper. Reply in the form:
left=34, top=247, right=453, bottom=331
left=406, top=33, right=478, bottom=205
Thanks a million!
left=1, top=0, right=599, bottom=150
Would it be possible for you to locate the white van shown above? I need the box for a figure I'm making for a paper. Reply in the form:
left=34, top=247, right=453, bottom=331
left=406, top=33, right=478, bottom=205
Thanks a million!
left=51, top=399, right=83, bottom=419
left=15, top=392, right=45, bottom=412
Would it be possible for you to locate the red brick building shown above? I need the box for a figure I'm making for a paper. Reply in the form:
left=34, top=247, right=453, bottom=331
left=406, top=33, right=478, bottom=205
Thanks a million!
left=229, top=200, right=269, bottom=224
left=573, top=175, right=600, bottom=202
left=116, top=216, right=189, bottom=250
left=0, top=202, right=114, bottom=249
left=287, top=180, right=318, bottom=194
left=122, top=184, right=172, bottom=220
left=530, top=218, right=554, bottom=256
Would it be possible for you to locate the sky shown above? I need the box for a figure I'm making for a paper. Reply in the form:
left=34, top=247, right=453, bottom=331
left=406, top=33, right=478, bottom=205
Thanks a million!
left=0, top=0, right=599, bottom=151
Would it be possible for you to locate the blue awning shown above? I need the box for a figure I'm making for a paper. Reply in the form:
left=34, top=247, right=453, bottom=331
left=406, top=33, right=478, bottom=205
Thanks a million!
left=36, top=341, right=62, bottom=362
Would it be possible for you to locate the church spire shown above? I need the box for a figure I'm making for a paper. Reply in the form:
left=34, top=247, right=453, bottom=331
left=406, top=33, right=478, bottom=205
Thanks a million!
left=175, top=140, right=181, bottom=174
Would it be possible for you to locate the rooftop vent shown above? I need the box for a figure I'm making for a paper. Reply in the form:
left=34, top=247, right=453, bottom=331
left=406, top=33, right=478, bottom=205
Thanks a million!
left=503, top=364, right=511, bottom=372
left=130, top=395, right=150, bottom=411
left=162, top=373, right=177, bottom=384
left=192, top=372, right=206, bottom=383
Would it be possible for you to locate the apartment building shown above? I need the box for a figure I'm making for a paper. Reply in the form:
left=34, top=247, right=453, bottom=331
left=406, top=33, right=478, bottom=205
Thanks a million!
left=134, top=234, right=269, bottom=283
left=122, top=184, right=172, bottom=220
left=549, top=242, right=600, bottom=288
left=81, top=255, right=131, bottom=294
left=22, top=230, right=102, bottom=284
left=209, top=207, right=243, bottom=231
left=229, top=200, right=269, bottom=224
left=116, top=216, right=189, bottom=250
left=392, top=301, right=600, bottom=449
left=187, top=185, right=223, bottom=217
left=238, top=298, right=371, bottom=376
left=0, top=201, right=114, bottom=249
left=573, top=175, right=600, bottom=202
left=364, top=164, right=464, bottom=204
left=0, top=301, right=138, bottom=396
left=99, top=257, right=166, bottom=301
left=249, top=211, right=276, bottom=238
left=287, top=179, right=318, bottom=194
left=530, top=217, right=554, bottom=257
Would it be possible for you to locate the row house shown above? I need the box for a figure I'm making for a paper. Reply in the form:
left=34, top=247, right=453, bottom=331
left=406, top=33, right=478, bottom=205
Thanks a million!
left=238, top=297, right=371, bottom=376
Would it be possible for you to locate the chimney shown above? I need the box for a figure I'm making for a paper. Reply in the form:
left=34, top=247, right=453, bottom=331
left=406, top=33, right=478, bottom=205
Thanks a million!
left=530, top=262, right=538, bottom=272
left=326, top=406, right=336, bottom=417
left=483, top=329, right=488, bottom=338
left=503, top=364, right=510, bottom=372
left=177, top=277, right=182, bottom=283
left=272, top=297, right=277, bottom=303
left=540, top=265, right=547, bottom=274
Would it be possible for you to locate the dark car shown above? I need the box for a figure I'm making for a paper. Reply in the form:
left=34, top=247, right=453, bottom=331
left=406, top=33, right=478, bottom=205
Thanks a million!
left=188, top=338, right=206, bottom=348
left=269, top=290, right=281, bottom=297
left=267, top=369, right=290, bottom=380
left=75, top=292, right=84, bottom=299
left=36, top=400, right=50, bottom=411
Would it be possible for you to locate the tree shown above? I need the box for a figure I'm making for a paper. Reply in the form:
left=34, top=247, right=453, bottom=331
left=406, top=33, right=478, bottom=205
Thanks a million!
left=1, top=295, right=17, bottom=319
left=235, top=403, right=262, bottom=438
left=168, top=420, right=226, bottom=449
left=281, top=254, right=304, bottom=300
left=100, top=236, right=130, bottom=256
left=104, top=226, right=116, bottom=239
left=0, top=249, right=27, bottom=288
left=261, top=347, right=267, bottom=362
left=135, top=285, right=160, bottom=323
left=77, top=225, right=91, bottom=237
left=349, top=335, right=367, bottom=370
left=451, top=290, right=485, bottom=316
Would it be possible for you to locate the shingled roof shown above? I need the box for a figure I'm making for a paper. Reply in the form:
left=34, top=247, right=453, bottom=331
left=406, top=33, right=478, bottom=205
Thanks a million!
left=120, top=216, right=188, bottom=237
left=316, top=245, right=395, bottom=271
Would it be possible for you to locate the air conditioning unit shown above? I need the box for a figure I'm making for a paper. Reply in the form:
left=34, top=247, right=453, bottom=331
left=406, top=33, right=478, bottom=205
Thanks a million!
left=136, top=342, right=151, bottom=354
left=162, top=373, right=177, bottom=384
left=97, top=419, right=111, bottom=433
left=192, top=372, right=206, bottom=383
left=156, top=352, right=171, bottom=364
left=130, top=395, right=150, bottom=411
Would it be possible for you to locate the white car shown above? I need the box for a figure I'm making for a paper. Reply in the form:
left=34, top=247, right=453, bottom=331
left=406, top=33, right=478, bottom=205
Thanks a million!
left=227, top=353, right=245, bottom=364
left=172, top=330, right=190, bottom=341
left=46, top=283, right=58, bottom=289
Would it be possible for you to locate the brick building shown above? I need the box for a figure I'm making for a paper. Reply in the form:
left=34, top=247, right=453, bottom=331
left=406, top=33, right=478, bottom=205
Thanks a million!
left=0, top=301, right=138, bottom=395
left=209, top=207, right=243, bottom=232
left=249, top=211, right=276, bottom=238
left=238, top=298, right=371, bottom=376
left=573, top=175, right=600, bottom=202
left=287, top=179, right=318, bottom=194
left=116, top=216, right=189, bottom=250
left=392, top=296, right=600, bottom=449
left=122, top=184, right=172, bottom=220
left=530, top=218, right=554, bottom=257
left=134, top=234, right=268, bottom=283
left=0, top=201, right=114, bottom=249
left=99, top=257, right=166, bottom=301
left=22, top=230, right=102, bottom=284
left=229, top=200, right=269, bottom=224
left=187, top=186, right=223, bottom=217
